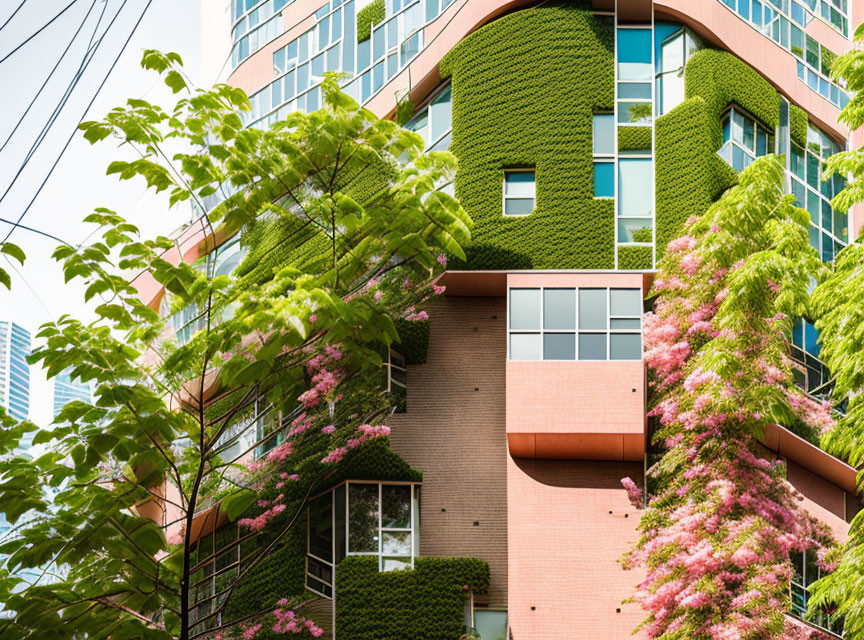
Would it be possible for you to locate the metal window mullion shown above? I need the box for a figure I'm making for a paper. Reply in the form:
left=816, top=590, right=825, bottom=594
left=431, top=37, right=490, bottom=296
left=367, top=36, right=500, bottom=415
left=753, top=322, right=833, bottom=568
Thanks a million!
left=378, top=483, right=383, bottom=571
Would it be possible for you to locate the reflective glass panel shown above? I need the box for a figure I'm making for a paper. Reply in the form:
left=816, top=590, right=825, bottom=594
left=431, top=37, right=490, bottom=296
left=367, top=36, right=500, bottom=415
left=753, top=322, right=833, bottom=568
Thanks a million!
left=618, top=158, right=652, bottom=216
left=509, top=289, right=541, bottom=330
left=594, top=162, right=614, bottom=198
left=510, top=334, right=541, bottom=360
left=543, top=333, right=576, bottom=360
left=544, top=289, right=576, bottom=330
left=610, top=288, right=642, bottom=316
left=382, top=485, right=411, bottom=528
left=593, top=114, right=614, bottom=155
left=579, top=334, right=607, bottom=360
left=611, top=334, right=642, bottom=360
left=348, top=484, right=379, bottom=553
left=578, top=289, right=607, bottom=330
left=617, top=29, right=652, bottom=80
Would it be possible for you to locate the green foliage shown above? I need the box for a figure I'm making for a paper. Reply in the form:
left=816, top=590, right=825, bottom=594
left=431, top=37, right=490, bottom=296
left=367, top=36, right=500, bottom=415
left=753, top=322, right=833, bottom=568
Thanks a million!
left=0, top=53, right=472, bottom=639
left=0, top=241, right=26, bottom=290
left=393, top=318, right=430, bottom=365
left=618, top=126, right=652, bottom=152
left=655, top=48, right=781, bottom=254
left=336, top=556, right=489, bottom=640
left=318, top=437, right=422, bottom=491
left=789, top=104, right=808, bottom=147
left=357, top=0, right=385, bottom=43
left=618, top=245, right=652, bottom=270
left=439, top=1, right=615, bottom=269
left=683, top=49, right=780, bottom=149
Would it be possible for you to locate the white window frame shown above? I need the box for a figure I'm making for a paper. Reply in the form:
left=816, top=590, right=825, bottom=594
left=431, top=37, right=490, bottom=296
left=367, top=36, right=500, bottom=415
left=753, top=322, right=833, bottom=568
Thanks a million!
left=507, top=287, right=642, bottom=361
left=502, top=168, right=536, bottom=217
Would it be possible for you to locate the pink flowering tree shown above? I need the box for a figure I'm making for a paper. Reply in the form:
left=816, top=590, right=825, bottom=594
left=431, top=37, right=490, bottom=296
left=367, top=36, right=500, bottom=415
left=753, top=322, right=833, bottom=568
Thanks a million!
left=0, top=53, right=470, bottom=640
left=623, top=156, right=839, bottom=639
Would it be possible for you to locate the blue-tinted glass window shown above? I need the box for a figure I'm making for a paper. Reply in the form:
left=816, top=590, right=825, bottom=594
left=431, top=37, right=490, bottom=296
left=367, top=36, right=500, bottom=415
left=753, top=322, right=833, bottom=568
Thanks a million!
left=594, top=162, right=614, bottom=198
left=617, top=29, right=652, bottom=81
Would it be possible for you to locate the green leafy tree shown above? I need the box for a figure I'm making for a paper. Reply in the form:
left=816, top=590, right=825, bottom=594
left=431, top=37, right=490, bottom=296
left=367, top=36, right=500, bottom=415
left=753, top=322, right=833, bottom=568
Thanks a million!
left=0, top=51, right=470, bottom=640
left=806, top=24, right=864, bottom=637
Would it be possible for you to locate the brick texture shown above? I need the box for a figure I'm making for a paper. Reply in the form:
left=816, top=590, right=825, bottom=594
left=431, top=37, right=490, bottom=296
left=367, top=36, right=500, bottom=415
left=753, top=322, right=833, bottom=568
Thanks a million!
left=388, top=295, right=509, bottom=608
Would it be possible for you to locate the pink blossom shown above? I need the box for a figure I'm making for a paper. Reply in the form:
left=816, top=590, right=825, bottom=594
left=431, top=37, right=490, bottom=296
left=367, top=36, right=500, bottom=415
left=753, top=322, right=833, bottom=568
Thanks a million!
left=322, top=424, right=336, bottom=434
left=308, top=314, right=317, bottom=324
left=432, top=284, right=446, bottom=295
left=437, top=252, right=447, bottom=265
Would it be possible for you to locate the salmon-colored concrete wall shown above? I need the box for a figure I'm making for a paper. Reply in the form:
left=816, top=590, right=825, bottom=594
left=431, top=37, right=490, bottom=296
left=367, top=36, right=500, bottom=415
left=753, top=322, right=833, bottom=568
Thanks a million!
left=505, top=272, right=647, bottom=461
left=507, top=456, right=646, bottom=640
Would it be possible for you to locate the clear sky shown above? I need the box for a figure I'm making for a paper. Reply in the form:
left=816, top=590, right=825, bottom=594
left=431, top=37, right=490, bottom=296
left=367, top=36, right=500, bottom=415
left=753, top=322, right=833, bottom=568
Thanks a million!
left=0, top=0, right=204, bottom=428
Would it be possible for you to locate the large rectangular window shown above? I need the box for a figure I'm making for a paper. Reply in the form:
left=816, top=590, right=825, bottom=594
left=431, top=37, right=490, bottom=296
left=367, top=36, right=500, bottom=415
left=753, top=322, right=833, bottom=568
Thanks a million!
left=617, top=158, right=653, bottom=243
left=508, top=287, right=642, bottom=361
left=718, top=107, right=775, bottom=172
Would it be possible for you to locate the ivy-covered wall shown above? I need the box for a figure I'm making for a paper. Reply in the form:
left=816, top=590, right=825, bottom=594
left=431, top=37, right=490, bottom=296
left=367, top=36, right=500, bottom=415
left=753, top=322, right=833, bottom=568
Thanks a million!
left=655, top=48, right=781, bottom=254
left=357, top=0, right=385, bottom=43
left=440, top=1, right=615, bottom=270
left=336, top=556, right=489, bottom=640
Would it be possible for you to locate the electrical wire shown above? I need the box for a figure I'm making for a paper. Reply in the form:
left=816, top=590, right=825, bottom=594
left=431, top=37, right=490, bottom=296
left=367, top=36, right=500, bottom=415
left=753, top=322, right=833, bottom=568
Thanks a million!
left=1, top=0, right=153, bottom=246
left=0, top=0, right=129, bottom=224
left=0, top=0, right=79, bottom=65
left=0, top=0, right=100, bottom=155
left=0, top=0, right=27, bottom=34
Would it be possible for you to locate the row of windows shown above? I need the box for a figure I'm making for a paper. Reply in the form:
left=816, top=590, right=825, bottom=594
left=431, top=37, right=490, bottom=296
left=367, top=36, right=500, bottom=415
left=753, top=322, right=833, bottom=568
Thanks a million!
left=231, top=13, right=283, bottom=68
left=790, top=550, right=844, bottom=636
left=717, top=0, right=850, bottom=109
left=508, top=288, right=643, bottom=361
left=231, top=0, right=290, bottom=44
left=404, top=84, right=452, bottom=151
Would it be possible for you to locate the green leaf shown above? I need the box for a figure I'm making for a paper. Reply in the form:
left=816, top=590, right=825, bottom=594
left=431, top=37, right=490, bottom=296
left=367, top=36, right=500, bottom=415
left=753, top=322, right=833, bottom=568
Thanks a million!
left=1, top=243, right=25, bottom=265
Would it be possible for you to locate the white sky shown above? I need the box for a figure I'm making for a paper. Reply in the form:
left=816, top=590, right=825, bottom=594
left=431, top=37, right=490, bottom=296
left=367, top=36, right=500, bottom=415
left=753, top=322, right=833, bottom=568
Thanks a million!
left=0, top=0, right=203, bottom=428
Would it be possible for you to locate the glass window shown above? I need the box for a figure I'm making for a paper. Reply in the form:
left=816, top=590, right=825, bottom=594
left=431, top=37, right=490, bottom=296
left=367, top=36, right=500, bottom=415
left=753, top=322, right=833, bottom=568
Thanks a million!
left=593, top=114, right=614, bottom=155
left=348, top=483, right=379, bottom=553
left=503, top=170, right=536, bottom=216
left=543, top=289, right=576, bottom=330
left=510, top=333, right=541, bottom=360
left=611, top=334, right=641, bottom=360
left=594, top=162, right=614, bottom=198
left=474, top=611, right=508, bottom=640
left=618, top=101, right=652, bottom=125
left=611, top=288, right=642, bottom=316
left=509, top=289, right=541, bottom=330
left=544, top=333, right=576, bottom=360
left=618, top=158, right=652, bottom=217
left=579, top=289, right=607, bottom=330
left=579, top=334, right=607, bottom=360
left=617, top=29, right=652, bottom=81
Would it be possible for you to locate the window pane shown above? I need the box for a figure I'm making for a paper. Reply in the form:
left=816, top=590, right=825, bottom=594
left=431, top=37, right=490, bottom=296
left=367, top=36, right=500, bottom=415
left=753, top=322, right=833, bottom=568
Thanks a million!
left=610, top=334, right=642, bottom=360
left=618, top=83, right=652, bottom=99
left=618, top=159, right=652, bottom=216
left=543, top=333, right=576, bottom=360
left=509, top=289, right=541, bottom=330
left=579, top=334, right=607, bottom=360
left=579, top=289, right=607, bottom=330
left=474, top=611, right=508, bottom=640
left=610, top=288, right=642, bottom=316
left=504, top=171, right=535, bottom=197
left=429, top=86, right=452, bottom=141
left=382, top=531, right=411, bottom=555
left=611, top=318, right=641, bottom=330
left=504, top=198, right=534, bottom=216
left=618, top=101, right=652, bottom=124
left=543, top=288, right=576, bottom=330
left=382, top=485, right=411, bottom=528
left=309, top=493, right=333, bottom=561
left=661, top=32, right=683, bottom=72
left=348, top=484, right=379, bottom=553
left=659, top=72, right=684, bottom=115
left=617, top=29, right=652, bottom=80
left=382, top=557, right=412, bottom=572
left=510, top=334, right=541, bottom=360
left=593, top=114, right=614, bottom=155
left=594, top=162, right=614, bottom=198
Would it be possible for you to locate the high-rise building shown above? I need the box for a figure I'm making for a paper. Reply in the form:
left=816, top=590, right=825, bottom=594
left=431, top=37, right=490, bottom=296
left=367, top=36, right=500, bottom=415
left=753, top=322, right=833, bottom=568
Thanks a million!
left=135, top=1, right=863, bottom=637
left=0, top=321, right=30, bottom=421
left=52, top=370, right=92, bottom=419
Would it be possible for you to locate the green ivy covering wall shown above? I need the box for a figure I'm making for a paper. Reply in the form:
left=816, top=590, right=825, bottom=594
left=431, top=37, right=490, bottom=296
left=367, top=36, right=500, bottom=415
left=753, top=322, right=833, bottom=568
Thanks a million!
left=618, top=126, right=652, bottom=153
left=336, top=556, right=489, bottom=640
left=357, top=0, right=385, bottom=43
left=654, top=48, right=783, bottom=253
left=439, top=1, right=615, bottom=270
left=618, top=245, right=653, bottom=270
left=790, top=103, right=808, bottom=147
left=393, top=318, right=429, bottom=365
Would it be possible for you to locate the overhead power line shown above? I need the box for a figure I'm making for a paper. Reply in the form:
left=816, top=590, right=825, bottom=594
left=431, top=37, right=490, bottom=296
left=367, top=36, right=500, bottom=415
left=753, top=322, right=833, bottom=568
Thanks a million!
left=1, top=0, right=154, bottom=247
left=0, top=0, right=100, bottom=155
left=0, top=0, right=79, bottom=66
left=0, top=0, right=27, bottom=34
left=0, top=0, right=127, bottom=212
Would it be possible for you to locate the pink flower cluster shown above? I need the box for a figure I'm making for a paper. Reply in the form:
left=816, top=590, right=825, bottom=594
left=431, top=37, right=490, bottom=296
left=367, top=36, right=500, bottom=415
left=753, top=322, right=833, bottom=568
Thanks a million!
left=272, top=600, right=324, bottom=636
left=321, top=423, right=391, bottom=463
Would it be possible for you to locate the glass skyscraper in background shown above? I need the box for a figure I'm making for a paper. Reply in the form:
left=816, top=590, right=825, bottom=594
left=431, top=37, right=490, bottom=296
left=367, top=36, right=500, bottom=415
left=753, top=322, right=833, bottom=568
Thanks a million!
left=0, top=321, right=30, bottom=421
left=52, top=370, right=92, bottom=419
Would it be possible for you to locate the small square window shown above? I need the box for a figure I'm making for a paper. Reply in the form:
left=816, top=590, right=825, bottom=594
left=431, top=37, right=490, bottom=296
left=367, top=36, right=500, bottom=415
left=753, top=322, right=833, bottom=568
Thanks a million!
left=503, top=170, right=535, bottom=216
left=594, top=162, right=614, bottom=198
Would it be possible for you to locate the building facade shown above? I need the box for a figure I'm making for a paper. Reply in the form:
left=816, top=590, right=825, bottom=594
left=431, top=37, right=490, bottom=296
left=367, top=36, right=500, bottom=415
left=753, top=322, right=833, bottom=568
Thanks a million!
left=136, top=0, right=864, bottom=637
left=51, top=369, right=92, bottom=420
left=0, top=320, right=30, bottom=422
